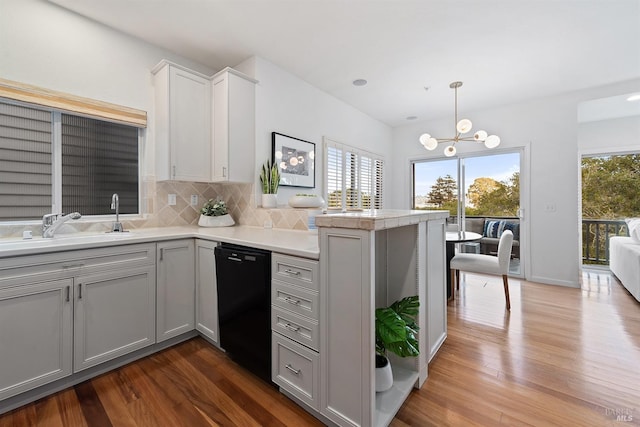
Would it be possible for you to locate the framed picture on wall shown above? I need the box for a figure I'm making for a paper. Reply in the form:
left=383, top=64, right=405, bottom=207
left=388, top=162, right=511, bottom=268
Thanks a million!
left=272, top=132, right=315, bottom=188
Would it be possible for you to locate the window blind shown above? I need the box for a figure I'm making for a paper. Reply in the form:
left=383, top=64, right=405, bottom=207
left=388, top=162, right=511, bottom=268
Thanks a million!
left=0, top=78, right=147, bottom=128
left=324, top=138, right=384, bottom=210
left=0, top=103, right=52, bottom=220
left=62, top=114, right=139, bottom=215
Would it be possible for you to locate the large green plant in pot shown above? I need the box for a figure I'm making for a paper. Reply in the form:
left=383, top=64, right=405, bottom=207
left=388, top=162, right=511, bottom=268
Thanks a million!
left=375, top=295, right=419, bottom=391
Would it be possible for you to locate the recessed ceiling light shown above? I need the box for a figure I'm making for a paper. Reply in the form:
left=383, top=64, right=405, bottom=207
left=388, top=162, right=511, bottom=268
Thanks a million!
left=406, top=116, right=417, bottom=120
left=352, top=79, right=367, bottom=86
left=627, top=94, right=640, bottom=102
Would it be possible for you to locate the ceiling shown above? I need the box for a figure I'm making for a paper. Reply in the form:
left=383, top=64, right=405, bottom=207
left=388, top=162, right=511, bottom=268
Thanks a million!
left=49, top=0, right=640, bottom=127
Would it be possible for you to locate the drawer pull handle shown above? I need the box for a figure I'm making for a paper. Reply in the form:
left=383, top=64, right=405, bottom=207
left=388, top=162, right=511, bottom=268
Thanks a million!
left=65, top=285, right=70, bottom=302
left=284, top=296, right=300, bottom=305
left=284, top=323, right=300, bottom=332
left=78, top=283, right=82, bottom=300
left=284, top=268, right=301, bottom=276
left=285, top=364, right=300, bottom=375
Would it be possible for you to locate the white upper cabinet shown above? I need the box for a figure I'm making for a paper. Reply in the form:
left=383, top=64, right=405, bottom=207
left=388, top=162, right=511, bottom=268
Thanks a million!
left=153, top=60, right=212, bottom=182
left=211, top=68, right=257, bottom=183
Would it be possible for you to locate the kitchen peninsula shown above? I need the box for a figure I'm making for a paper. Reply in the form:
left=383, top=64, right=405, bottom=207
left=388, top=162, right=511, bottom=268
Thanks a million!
left=315, top=209, right=448, bottom=427
left=0, top=209, right=448, bottom=427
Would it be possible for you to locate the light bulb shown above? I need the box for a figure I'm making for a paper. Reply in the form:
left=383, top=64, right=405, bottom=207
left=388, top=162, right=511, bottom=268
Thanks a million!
left=275, top=150, right=283, bottom=159
left=419, top=133, right=431, bottom=145
left=298, top=156, right=305, bottom=163
left=425, top=137, right=438, bottom=150
left=289, top=157, right=299, bottom=166
left=280, top=161, right=287, bottom=170
left=456, top=119, right=472, bottom=134
left=484, top=135, right=501, bottom=148
left=474, top=130, right=487, bottom=141
left=309, top=151, right=315, bottom=160
left=444, top=145, right=456, bottom=157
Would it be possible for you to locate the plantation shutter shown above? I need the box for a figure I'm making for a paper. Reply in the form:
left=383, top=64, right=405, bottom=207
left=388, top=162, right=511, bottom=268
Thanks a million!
left=0, top=103, right=52, bottom=220
left=373, top=159, right=384, bottom=209
left=325, top=145, right=343, bottom=208
left=323, top=138, right=384, bottom=211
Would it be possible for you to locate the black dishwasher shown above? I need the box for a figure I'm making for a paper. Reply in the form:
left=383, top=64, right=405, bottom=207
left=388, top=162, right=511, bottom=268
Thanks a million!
left=214, top=243, right=272, bottom=383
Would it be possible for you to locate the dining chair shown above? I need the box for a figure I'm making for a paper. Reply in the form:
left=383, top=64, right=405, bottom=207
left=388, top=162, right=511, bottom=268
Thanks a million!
left=450, top=230, right=514, bottom=310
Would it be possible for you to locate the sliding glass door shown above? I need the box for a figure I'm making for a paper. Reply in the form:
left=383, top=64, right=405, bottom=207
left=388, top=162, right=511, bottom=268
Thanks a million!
left=412, top=150, right=523, bottom=276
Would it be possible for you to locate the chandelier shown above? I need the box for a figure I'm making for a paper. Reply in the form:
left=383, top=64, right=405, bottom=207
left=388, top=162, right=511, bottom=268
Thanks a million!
left=419, top=81, right=500, bottom=157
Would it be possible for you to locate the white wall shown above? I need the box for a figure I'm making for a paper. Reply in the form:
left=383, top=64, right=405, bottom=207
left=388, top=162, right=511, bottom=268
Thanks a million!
left=578, top=116, right=640, bottom=154
left=236, top=56, right=393, bottom=207
left=0, top=0, right=214, bottom=177
left=391, top=79, right=640, bottom=287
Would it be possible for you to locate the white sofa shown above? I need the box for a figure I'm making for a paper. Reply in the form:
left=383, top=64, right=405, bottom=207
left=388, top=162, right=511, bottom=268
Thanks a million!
left=609, top=236, right=640, bottom=302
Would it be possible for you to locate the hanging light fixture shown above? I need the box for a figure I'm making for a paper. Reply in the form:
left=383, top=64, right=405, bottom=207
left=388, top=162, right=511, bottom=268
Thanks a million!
left=419, top=81, right=500, bottom=157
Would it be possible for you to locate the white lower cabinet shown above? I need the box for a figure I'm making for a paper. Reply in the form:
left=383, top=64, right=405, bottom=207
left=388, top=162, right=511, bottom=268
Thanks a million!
left=74, top=266, right=156, bottom=372
left=271, top=253, right=320, bottom=411
left=0, top=243, right=157, bottom=402
left=0, top=279, right=73, bottom=400
left=157, top=240, right=195, bottom=342
left=195, top=239, right=219, bottom=343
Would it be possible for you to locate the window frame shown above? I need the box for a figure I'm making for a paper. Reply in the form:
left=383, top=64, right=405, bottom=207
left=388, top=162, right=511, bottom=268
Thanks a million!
left=0, top=97, right=144, bottom=223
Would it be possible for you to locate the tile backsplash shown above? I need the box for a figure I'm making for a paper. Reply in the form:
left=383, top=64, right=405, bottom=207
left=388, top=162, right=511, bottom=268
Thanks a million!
left=0, top=179, right=315, bottom=238
left=135, top=180, right=313, bottom=231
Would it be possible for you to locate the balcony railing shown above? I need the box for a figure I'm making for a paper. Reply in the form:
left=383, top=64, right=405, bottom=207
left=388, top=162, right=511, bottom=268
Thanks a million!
left=582, top=219, right=628, bottom=265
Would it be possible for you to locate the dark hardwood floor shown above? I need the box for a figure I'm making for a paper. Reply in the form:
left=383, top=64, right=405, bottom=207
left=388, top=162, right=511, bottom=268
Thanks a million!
left=1, top=270, right=638, bottom=426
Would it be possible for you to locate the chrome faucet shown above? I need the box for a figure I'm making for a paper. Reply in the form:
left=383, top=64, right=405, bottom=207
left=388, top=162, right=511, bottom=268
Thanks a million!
left=110, top=193, right=123, bottom=232
left=42, top=212, right=81, bottom=238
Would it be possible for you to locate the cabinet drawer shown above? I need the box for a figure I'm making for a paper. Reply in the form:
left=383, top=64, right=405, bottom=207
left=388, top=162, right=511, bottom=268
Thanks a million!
left=272, top=280, right=318, bottom=320
left=272, top=306, right=319, bottom=351
left=272, top=333, right=319, bottom=411
left=0, top=243, right=156, bottom=288
left=272, top=254, right=318, bottom=290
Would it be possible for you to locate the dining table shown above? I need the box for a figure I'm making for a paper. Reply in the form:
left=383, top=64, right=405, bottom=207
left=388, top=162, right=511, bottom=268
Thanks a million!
left=445, top=231, right=483, bottom=300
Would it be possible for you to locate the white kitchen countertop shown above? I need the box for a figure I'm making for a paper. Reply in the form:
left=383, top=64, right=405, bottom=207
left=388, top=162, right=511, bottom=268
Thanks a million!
left=0, top=225, right=320, bottom=259
left=315, top=209, right=449, bottom=230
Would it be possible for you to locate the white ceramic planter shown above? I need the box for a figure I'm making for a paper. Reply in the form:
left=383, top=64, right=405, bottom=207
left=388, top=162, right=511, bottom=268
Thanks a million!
left=262, top=194, right=278, bottom=208
left=375, top=355, right=393, bottom=392
left=288, top=194, right=325, bottom=208
left=198, top=214, right=235, bottom=227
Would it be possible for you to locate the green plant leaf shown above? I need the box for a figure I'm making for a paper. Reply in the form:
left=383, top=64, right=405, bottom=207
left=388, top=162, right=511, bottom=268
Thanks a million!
left=375, top=295, right=420, bottom=358
left=390, top=296, right=419, bottom=327
left=375, top=307, right=406, bottom=346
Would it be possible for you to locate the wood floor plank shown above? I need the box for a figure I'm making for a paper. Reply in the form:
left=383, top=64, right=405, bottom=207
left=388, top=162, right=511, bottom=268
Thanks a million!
left=73, top=381, right=112, bottom=427
left=90, top=374, right=140, bottom=427
left=55, top=389, right=87, bottom=427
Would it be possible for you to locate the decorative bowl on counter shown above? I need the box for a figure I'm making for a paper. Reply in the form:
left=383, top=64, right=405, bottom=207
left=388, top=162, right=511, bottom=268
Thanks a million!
left=288, top=194, right=325, bottom=208
left=198, top=213, right=235, bottom=227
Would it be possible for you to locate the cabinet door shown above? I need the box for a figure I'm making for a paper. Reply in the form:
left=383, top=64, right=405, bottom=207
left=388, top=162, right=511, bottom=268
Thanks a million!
left=153, top=61, right=211, bottom=182
left=74, top=266, right=156, bottom=372
left=211, top=69, right=256, bottom=183
left=195, top=240, right=218, bottom=343
left=427, top=219, right=447, bottom=361
left=157, top=240, right=195, bottom=342
left=0, top=279, right=73, bottom=400
left=170, top=66, right=211, bottom=181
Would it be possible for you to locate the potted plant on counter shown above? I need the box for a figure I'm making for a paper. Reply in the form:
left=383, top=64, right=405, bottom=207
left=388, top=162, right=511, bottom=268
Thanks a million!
left=198, top=198, right=235, bottom=227
left=260, top=159, right=280, bottom=208
left=375, top=295, right=420, bottom=392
